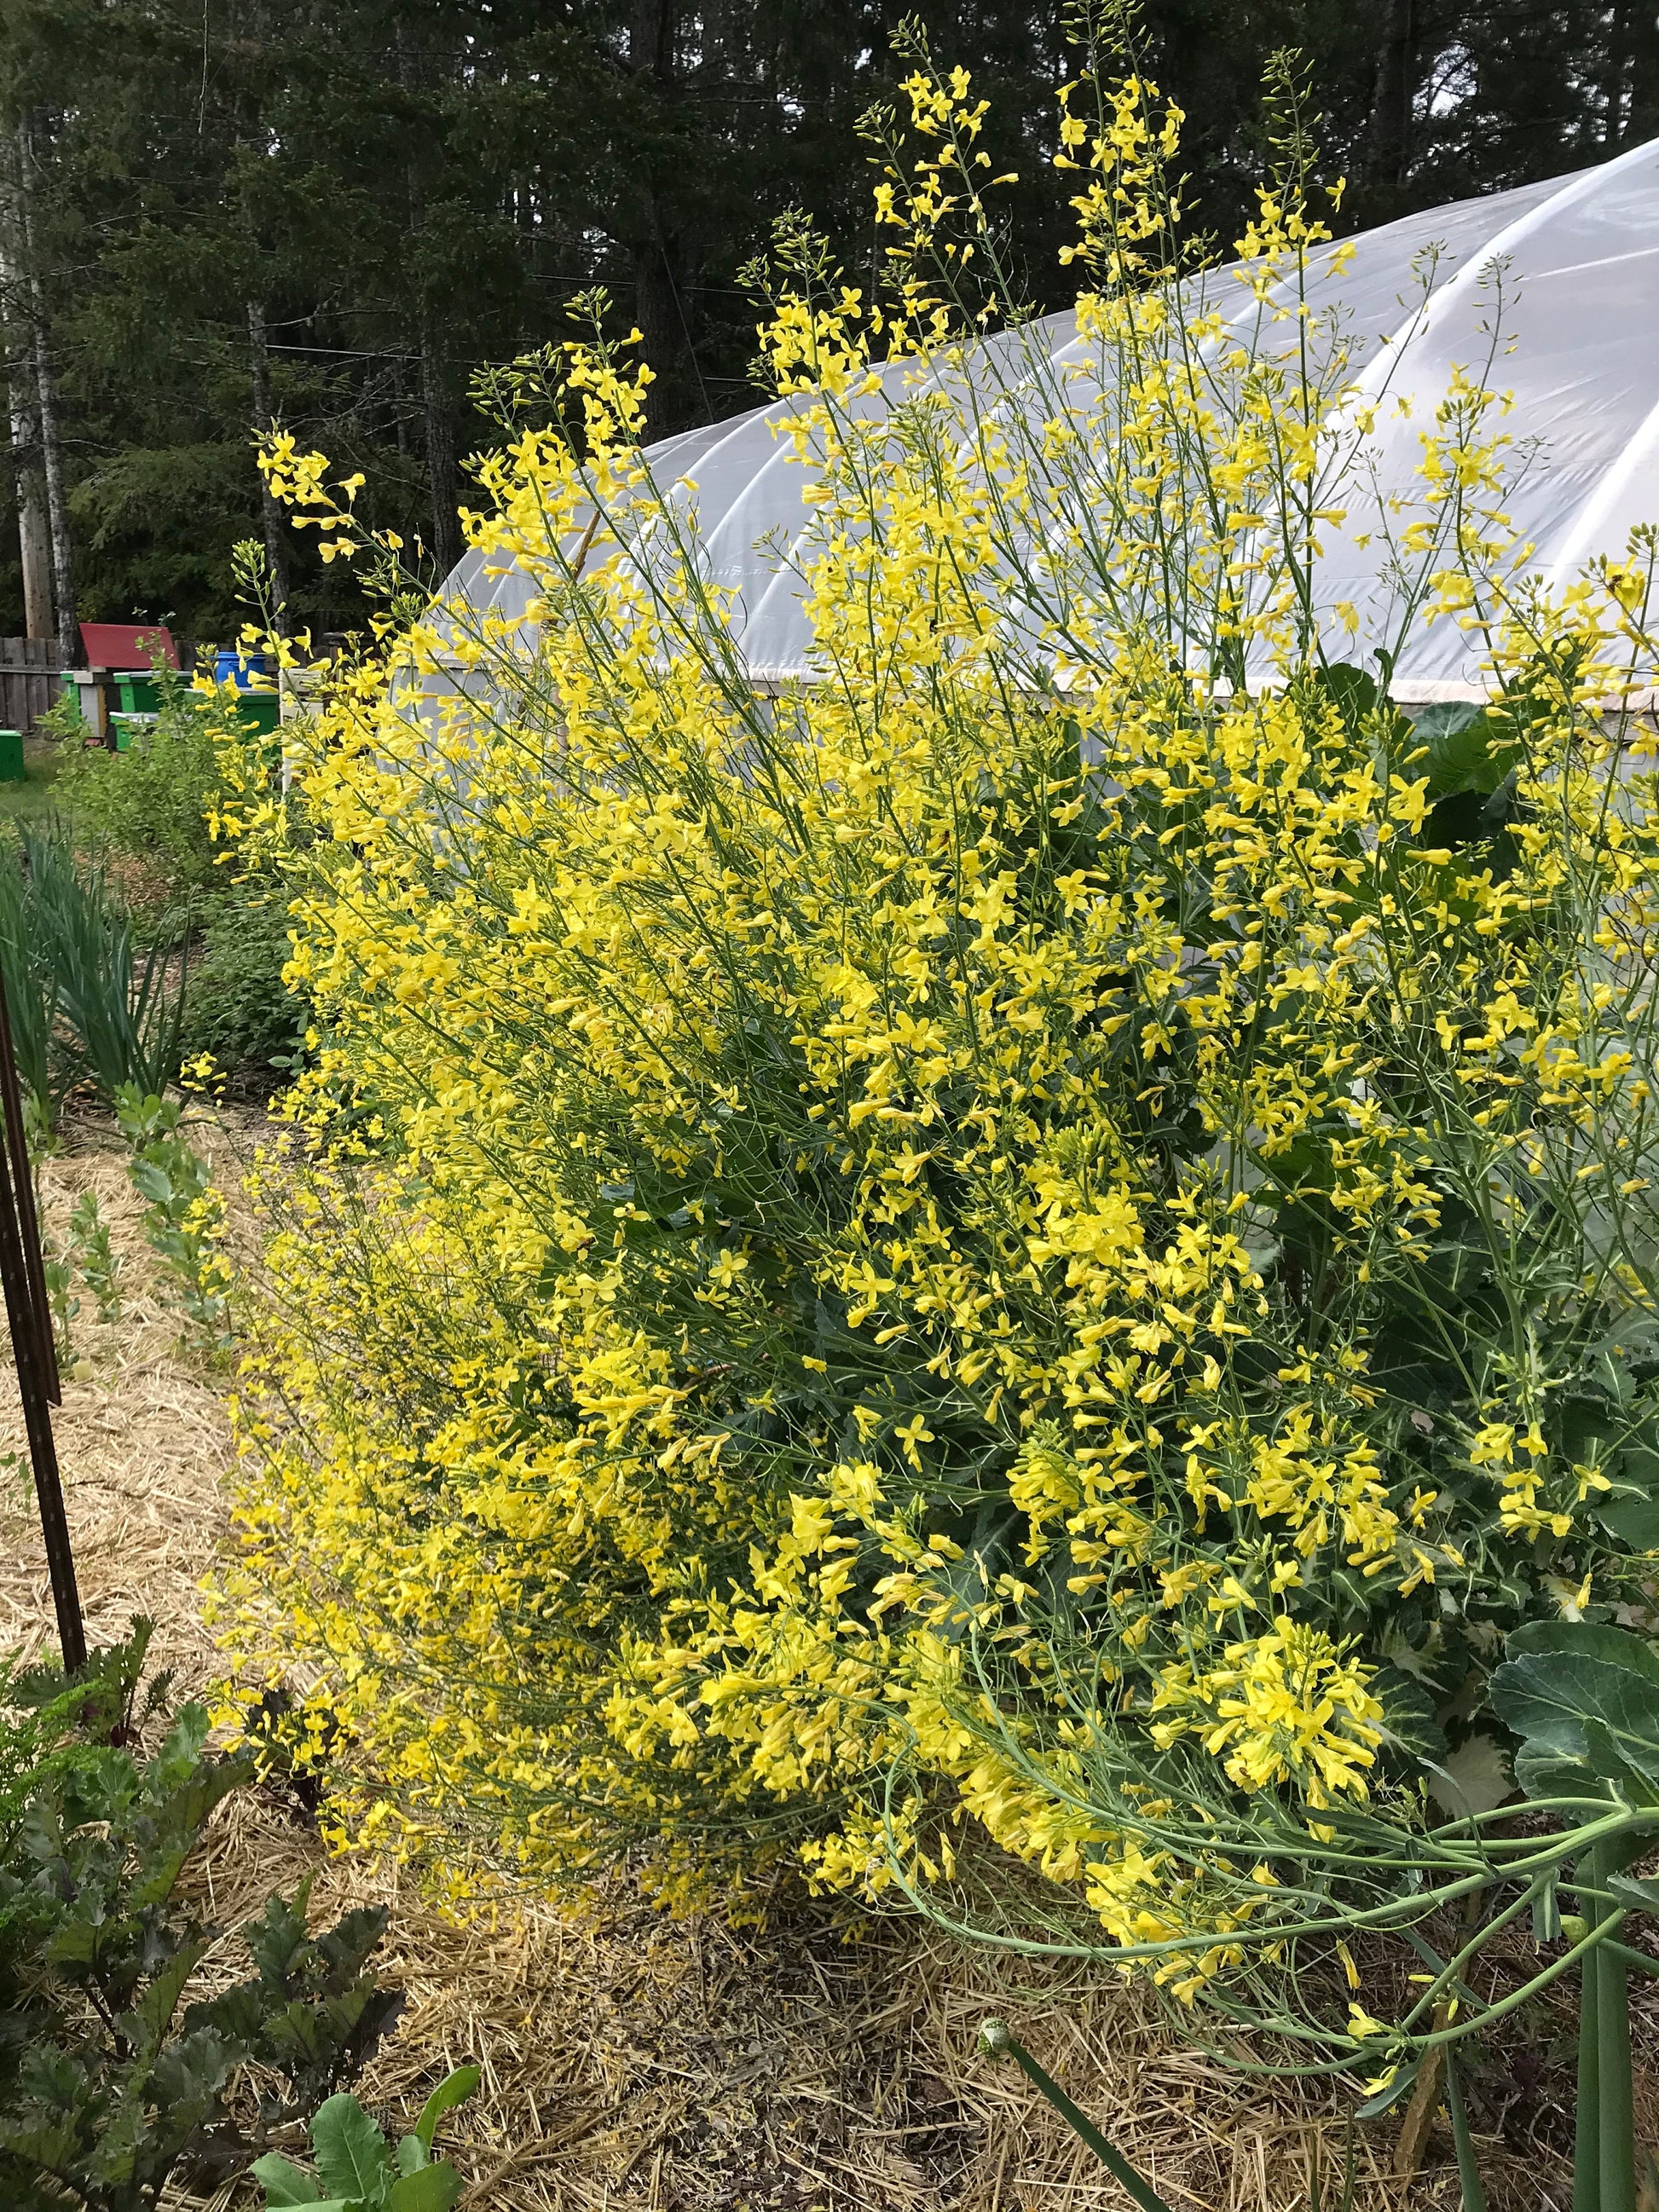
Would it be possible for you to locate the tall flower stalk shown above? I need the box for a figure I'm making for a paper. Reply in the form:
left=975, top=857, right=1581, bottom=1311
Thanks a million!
left=213, top=18, right=1659, bottom=2176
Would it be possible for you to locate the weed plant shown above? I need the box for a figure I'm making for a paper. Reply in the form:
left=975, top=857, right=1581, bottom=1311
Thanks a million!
left=251, top=2065, right=478, bottom=2212
left=45, top=664, right=303, bottom=1089
left=50, top=663, right=221, bottom=894
left=116, top=1086, right=231, bottom=1346
left=69, top=1190, right=124, bottom=1324
left=0, top=1624, right=396, bottom=2212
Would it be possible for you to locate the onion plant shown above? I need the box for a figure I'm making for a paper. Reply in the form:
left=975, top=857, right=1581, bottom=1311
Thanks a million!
left=0, top=826, right=188, bottom=1120
left=21, top=827, right=188, bottom=1103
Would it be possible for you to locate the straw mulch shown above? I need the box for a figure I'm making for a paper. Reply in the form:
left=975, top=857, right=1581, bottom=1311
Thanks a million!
left=0, top=1118, right=1620, bottom=2211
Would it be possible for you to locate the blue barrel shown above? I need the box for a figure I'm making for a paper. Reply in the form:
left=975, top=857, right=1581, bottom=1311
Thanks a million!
left=213, top=647, right=274, bottom=690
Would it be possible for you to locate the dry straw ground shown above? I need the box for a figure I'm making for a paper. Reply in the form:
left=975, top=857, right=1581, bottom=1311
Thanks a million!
left=0, top=1115, right=1624, bottom=2211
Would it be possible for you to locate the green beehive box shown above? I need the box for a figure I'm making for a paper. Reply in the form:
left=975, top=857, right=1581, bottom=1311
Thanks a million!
left=0, top=730, right=24, bottom=783
left=113, top=671, right=162, bottom=715
left=234, top=691, right=281, bottom=736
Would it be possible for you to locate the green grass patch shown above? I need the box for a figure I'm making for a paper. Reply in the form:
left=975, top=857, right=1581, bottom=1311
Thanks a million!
left=0, top=736, right=67, bottom=829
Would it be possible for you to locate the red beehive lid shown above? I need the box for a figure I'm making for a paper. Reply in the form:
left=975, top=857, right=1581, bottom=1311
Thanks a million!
left=78, top=622, right=179, bottom=671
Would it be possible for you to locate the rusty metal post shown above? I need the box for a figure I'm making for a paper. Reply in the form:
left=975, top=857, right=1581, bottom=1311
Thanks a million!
left=0, top=964, right=82, bottom=1670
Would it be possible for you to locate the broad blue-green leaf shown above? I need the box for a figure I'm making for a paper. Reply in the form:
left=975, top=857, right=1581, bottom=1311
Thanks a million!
left=147, top=1701, right=212, bottom=1793
left=310, top=2093, right=395, bottom=2204
left=243, top=1881, right=314, bottom=1990
left=396, top=2135, right=429, bottom=2175
left=0, top=2105, right=84, bottom=2170
left=113, top=1935, right=210, bottom=2054
left=1591, top=1434, right=1659, bottom=1551
left=1316, top=661, right=1379, bottom=725
left=1595, top=1490, right=1659, bottom=1552
left=127, top=1158, right=176, bottom=1206
left=1610, top=1873, right=1659, bottom=1918
left=1491, top=1622, right=1659, bottom=1804
left=43, top=1915, right=100, bottom=1967
left=413, top=2063, right=479, bottom=2152
left=386, top=2162, right=463, bottom=2212
left=315, top=1903, right=390, bottom=1983
left=251, top=2151, right=324, bottom=2205
left=1424, top=1731, right=1512, bottom=1816
left=1412, top=702, right=1512, bottom=797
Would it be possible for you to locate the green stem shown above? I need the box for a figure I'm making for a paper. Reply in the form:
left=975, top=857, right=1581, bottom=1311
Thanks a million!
left=1603, top=1938, right=1659, bottom=1982
left=1445, top=2047, right=1488, bottom=2212
left=1595, top=1837, right=1637, bottom=2212
left=1577, top=1850, right=1605, bottom=2212
left=981, top=2020, right=1173, bottom=2212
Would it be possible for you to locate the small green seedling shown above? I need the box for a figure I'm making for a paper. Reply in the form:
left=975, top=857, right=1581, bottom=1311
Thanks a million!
left=41, top=1227, right=78, bottom=1357
left=115, top=1084, right=230, bottom=1342
left=251, top=2064, right=480, bottom=2211
left=71, top=1188, right=124, bottom=1321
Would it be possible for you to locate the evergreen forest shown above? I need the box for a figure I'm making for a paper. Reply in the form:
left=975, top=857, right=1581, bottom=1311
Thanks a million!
left=1, top=0, right=1656, bottom=646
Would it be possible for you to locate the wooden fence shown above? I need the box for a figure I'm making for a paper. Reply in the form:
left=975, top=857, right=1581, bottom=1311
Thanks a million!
left=0, top=640, right=61, bottom=736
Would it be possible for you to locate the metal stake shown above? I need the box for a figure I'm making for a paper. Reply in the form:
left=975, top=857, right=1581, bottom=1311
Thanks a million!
left=0, top=966, right=83, bottom=1671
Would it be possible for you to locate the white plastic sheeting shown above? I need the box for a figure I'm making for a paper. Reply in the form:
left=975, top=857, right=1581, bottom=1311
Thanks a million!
left=438, top=137, right=1659, bottom=701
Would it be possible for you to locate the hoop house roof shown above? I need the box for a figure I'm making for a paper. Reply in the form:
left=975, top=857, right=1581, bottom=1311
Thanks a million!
left=440, top=136, right=1659, bottom=701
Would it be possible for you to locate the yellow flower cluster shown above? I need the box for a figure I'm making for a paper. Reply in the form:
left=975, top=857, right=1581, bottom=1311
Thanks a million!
left=213, top=48, right=1659, bottom=1984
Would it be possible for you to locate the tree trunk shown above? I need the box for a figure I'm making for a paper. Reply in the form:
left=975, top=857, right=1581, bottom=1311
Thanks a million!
left=1606, top=3, right=1659, bottom=147
left=417, top=303, right=460, bottom=577
left=1627, top=2, right=1659, bottom=145
left=631, top=235, right=688, bottom=429
left=1367, top=0, right=1415, bottom=199
left=14, top=123, right=75, bottom=668
left=396, top=19, right=461, bottom=578
left=31, top=320, right=74, bottom=668
left=5, top=340, right=49, bottom=643
left=627, top=0, right=688, bottom=430
left=0, top=184, right=48, bottom=640
left=392, top=348, right=410, bottom=464
left=246, top=299, right=291, bottom=624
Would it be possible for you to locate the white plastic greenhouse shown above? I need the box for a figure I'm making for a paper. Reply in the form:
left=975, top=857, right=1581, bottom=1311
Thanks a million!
left=437, top=136, right=1659, bottom=703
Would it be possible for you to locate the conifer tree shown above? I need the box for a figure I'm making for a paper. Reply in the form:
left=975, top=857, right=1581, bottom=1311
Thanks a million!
left=0, top=0, right=1648, bottom=638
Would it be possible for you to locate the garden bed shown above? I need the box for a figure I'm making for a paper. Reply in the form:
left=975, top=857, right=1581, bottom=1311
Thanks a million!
left=0, top=1129, right=1605, bottom=2211
left=9, top=37, right=1659, bottom=2200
